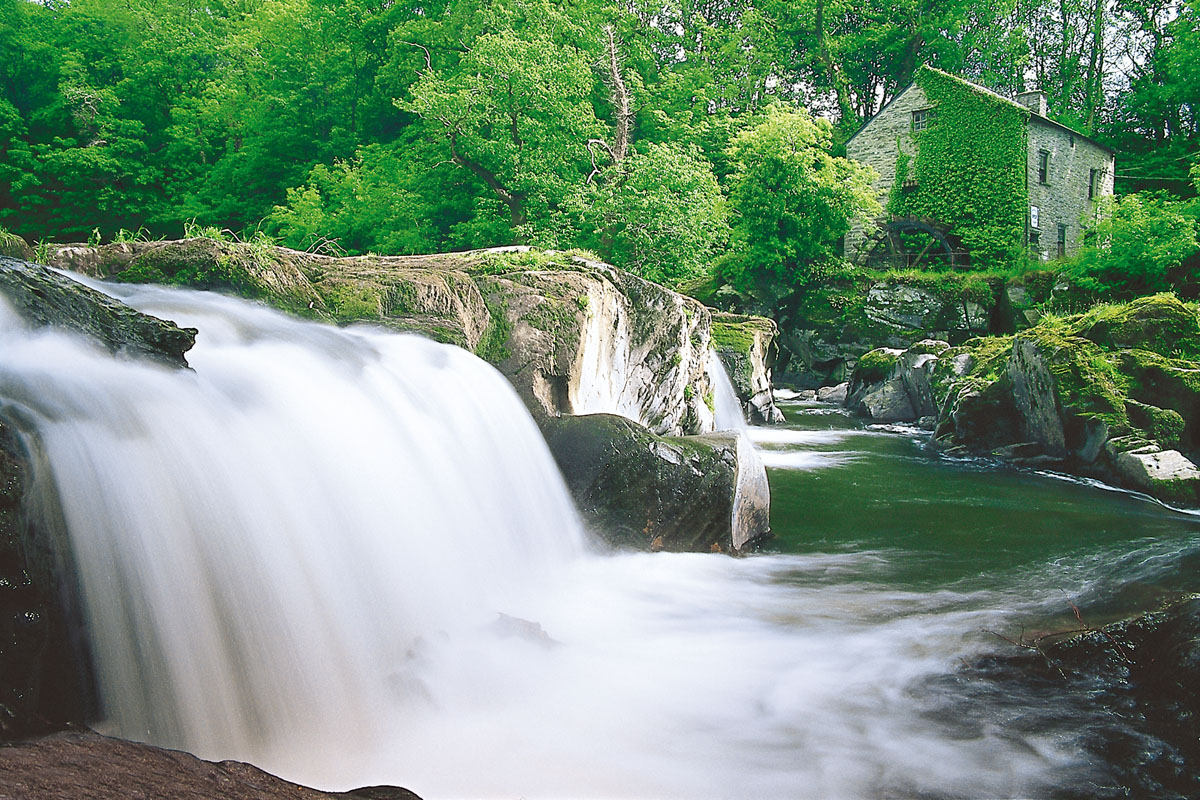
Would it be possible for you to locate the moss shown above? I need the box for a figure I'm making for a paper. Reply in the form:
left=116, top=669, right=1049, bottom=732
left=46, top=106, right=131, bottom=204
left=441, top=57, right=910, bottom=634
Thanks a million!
left=854, top=348, right=900, bottom=383
left=324, top=282, right=383, bottom=322
left=1067, top=294, right=1200, bottom=360
left=475, top=301, right=512, bottom=365
left=1126, top=400, right=1186, bottom=449
left=710, top=321, right=756, bottom=354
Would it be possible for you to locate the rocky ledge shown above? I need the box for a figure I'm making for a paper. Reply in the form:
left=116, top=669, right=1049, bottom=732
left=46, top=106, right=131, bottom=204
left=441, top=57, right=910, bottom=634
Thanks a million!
left=43, top=239, right=778, bottom=548
left=0, top=729, right=422, bottom=800
left=845, top=294, right=1200, bottom=505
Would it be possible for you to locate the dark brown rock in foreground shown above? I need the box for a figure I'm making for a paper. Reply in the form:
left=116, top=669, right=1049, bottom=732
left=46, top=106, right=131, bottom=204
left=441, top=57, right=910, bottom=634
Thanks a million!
left=0, top=730, right=422, bottom=800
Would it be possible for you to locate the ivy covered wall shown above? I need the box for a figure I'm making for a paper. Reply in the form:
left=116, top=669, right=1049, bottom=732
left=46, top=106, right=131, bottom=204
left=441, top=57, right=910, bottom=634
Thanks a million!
left=886, top=67, right=1031, bottom=265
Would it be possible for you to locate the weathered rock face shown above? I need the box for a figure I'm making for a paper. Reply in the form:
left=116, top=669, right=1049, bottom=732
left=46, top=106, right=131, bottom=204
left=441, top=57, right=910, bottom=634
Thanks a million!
left=539, top=413, right=770, bottom=553
left=0, top=256, right=196, bottom=368
left=922, top=294, right=1200, bottom=505
left=0, top=730, right=424, bottom=800
left=711, top=313, right=783, bottom=424
left=46, top=242, right=738, bottom=436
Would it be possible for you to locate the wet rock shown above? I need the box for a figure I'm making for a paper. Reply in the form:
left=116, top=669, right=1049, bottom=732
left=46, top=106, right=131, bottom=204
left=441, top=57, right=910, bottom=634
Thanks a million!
left=0, top=257, right=196, bottom=369
left=46, top=242, right=772, bottom=437
left=539, top=413, right=770, bottom=553
left=711, top=313, right=783, bottom=424
left=0, top=729, right=424, bottom=800
left=846, top=341, right=945, bottom=422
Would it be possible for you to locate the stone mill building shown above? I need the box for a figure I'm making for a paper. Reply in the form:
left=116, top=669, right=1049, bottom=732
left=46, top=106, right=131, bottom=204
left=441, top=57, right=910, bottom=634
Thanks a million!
left=844, top=66, right=1115, bottom=266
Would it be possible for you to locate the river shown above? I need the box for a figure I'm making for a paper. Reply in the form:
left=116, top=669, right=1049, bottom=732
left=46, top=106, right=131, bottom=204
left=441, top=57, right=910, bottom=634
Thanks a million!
left=4, top=279, right=1198, bottom=799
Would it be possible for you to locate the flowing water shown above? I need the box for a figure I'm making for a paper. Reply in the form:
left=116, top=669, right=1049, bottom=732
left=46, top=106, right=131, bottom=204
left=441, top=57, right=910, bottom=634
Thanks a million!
left=2, top=278, right=1199, bottom=798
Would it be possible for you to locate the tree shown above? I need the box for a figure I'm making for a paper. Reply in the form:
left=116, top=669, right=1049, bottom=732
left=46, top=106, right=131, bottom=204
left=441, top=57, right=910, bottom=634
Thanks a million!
left=720, top=106, right=879, bottom=304
left=401, top=2, right=603, bottom=241
left=565, top=142, right=729, bottom=285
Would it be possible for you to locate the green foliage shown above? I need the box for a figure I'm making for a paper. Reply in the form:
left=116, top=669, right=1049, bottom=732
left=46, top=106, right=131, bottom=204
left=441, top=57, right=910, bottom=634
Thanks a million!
left=565, top=143, right=729, bottom=286
left=721, top=106, right=881, bottom=304
left=1065, top=193, right=1200, bottom=296
left=889, top=67, right=1029, bottom=265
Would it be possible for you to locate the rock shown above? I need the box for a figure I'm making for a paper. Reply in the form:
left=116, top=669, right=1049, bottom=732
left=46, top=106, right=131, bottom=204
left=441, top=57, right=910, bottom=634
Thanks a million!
left=1106, top=438, right=1200, bottom=504
left=858, top=379, right=916, bottom=421
left=0, top=261, right=202, bottom=740
left=0, top=231, right=34, bottom=261
left=0, top=257, right=196, bottom=368
left=846, top=341, right=945, bottom=422
left=539, top=413, right=770, bottom=553
left=816, top=382, right=848, bottom=404
left=864, top=282, right=944, bottom=331
left=710, top=313, right=783, bottom=424
left=0, top=729, right=424, bottom=800
left=1007, top=337, right=1067, bottom=457
left=45, top=242, right=779, bottom=438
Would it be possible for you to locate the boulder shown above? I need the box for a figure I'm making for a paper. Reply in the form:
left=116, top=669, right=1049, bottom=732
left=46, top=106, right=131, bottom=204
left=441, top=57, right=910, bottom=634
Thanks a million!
left=539, top=413, right=770, bottom=553
left=845, top=341, right=947, bottom=422
left=864, top=283, right=944, bottom=331
left=0, top=729, right=423, bottom=800
left=1105, top=438, right=1200, bottom=504
left=1007, top=337, right=1067, bottom=456
left=928, top=295, right=1200, bottom=505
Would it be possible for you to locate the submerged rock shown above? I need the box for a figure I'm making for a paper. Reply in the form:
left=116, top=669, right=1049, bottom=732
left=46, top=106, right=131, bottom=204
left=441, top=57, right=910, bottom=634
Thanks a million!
left=539, top=413, right=770, bottom=553
left=0, top=729, right=424, bottom=800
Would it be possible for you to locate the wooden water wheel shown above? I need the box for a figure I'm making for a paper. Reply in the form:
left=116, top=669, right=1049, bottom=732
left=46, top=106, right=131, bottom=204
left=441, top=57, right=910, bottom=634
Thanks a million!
left=863, top=217, right=968, bottom=270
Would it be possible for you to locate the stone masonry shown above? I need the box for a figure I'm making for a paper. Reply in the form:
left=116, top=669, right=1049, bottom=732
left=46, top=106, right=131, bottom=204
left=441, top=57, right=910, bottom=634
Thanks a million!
left=844, top=73, right=1116, bottom=263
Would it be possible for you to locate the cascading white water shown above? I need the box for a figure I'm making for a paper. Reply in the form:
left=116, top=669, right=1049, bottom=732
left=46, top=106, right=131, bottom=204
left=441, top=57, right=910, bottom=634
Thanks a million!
left=0, top=276, right=1096, bottom=799
left=0, top=282, right=585, bottom=771
left=706, top=350, right=748, bottom=432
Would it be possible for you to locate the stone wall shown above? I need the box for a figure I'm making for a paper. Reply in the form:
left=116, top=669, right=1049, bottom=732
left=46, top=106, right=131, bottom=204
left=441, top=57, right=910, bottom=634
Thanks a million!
left=1026, top=119, right=1116, bottom=261
left=844, top=84, right=930, bottom=259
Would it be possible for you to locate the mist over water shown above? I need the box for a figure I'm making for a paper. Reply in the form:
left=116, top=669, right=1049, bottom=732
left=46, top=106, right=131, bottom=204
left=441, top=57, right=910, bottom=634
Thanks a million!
left=3, top=277, right=1198, bottom=798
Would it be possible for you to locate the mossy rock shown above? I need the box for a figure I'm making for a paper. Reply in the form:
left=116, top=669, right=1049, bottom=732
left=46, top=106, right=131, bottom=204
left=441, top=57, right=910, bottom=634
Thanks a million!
left=853, top=347, right=901, bottom=384
left=1070, top=294, right=1200, bottom=361
left=539, top=413, right=759, bottom=552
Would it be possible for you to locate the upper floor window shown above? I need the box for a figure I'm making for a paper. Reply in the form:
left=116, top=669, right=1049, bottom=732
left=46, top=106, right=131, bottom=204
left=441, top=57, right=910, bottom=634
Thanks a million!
left=912, top=109, right=935, bottom=131
left=1038, top=150, right=1050, bottom=184
left=1089, top=168, right=1099, bottom=199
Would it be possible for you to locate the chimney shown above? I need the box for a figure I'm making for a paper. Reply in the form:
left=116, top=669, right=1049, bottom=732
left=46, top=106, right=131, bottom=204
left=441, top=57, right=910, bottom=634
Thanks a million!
left=1016, top=90, right=1049, bottom=117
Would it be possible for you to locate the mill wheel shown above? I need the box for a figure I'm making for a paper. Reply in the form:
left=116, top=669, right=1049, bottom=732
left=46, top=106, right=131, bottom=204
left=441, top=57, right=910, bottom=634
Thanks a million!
left=863, top=218, right=967, bottom=270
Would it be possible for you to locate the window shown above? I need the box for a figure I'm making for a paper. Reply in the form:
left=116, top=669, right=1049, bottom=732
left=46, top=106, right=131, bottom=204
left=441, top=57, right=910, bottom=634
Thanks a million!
left=1089, top=168, right=1098, bottom=199
left=1057, top=224, right=1067, bottom=258
left=1037, top=150, right=1050, bottom=184
left=1030, top=205, right=1040, bottom=229
left=912, top=109, right=935, bottom=131
left=1029, top=230, right=1040, bottom=247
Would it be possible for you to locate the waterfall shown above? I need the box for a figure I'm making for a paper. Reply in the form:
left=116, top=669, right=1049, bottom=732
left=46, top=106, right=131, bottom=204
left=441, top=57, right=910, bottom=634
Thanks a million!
left=0, top=281, right=585, bottom=772
left=706, top=350, right=748, bottom=431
